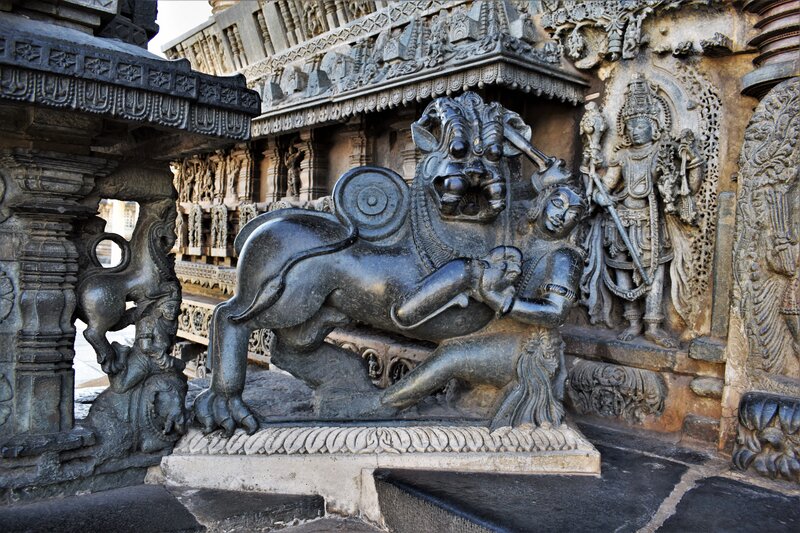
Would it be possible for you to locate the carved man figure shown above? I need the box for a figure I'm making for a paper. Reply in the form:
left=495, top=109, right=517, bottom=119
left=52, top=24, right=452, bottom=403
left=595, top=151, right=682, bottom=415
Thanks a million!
left=284, top=143, right=304, bottom=198
left=382, top=184, right=586, bottom=427
left=583, top=74, right=704, bottom=347
left=188, top=205, right=203, bottom=249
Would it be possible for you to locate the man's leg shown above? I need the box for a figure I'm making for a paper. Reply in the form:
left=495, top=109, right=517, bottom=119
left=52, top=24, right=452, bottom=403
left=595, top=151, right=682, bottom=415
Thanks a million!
left=381, top=334, right=516, bottom=409
left=643, top=264, right=677, bottom=348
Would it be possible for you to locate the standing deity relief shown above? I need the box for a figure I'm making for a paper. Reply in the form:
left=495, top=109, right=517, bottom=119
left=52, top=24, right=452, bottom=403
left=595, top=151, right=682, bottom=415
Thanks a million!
left=579, top=72, right=709, bottom=347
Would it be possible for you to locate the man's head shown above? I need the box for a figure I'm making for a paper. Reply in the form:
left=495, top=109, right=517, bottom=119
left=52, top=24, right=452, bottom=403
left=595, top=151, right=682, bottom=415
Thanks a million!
left=625, top=116, right=657, bottom=146
left=530, top=185, right=586, bottom=239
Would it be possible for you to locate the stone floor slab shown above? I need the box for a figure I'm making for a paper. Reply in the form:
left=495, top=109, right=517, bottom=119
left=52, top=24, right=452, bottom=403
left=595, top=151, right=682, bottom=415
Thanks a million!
left=168, top=486, right=324, bottom=531
left=0, top=485, right=203, bottom=533
left=658, top=476, right=800, bottom=533
left=376, top=444, right=687, bottom=532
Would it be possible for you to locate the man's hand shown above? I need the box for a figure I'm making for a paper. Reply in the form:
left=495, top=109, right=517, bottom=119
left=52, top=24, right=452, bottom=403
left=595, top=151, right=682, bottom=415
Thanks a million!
left=475, top=246, right=522, bottom=313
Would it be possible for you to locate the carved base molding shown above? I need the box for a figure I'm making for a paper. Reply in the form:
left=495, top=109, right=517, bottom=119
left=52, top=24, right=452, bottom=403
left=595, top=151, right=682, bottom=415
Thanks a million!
left=733, top=392, right=800, bottom=482
left=162, top=423, right=600, bottom=522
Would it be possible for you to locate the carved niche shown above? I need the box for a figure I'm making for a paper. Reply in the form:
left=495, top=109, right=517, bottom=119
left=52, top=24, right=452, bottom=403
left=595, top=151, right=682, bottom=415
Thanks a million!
left=580, top=61, right=721, bottom=342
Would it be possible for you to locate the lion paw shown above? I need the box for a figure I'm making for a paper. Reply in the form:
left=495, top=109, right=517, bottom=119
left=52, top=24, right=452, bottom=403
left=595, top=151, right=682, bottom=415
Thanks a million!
left=194, top=389, right=259, bottom=437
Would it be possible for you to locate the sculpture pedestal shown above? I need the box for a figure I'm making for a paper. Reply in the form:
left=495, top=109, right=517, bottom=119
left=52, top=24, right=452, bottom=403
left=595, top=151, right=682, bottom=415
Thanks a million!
left=160, top=424, right=600, bottom=523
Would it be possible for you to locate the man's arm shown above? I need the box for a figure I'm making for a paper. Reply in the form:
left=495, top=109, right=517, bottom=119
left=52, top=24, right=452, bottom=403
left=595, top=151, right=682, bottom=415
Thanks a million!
left=486, top=248, right=582, bottom=328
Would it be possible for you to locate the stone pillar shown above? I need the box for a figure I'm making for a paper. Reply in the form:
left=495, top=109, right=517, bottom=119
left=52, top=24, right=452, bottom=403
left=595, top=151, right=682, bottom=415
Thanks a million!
left=741, top=0, right=800, bottom=98
left=263, top=138, right=285, bottom=202
left=0, top=150, right=112, bottom=441
left=298, top=130, right=328, bottom=201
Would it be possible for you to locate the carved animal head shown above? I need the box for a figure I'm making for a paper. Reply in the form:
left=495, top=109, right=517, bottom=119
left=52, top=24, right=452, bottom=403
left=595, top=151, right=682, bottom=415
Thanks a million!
left=411, top=92, right=531, bottom=222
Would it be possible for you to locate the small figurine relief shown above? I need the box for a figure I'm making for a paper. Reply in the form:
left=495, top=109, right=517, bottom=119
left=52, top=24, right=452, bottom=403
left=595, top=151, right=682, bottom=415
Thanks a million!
left=210, top=204, right=228, bottom=250
left=238, top=203, right=257, bottom=233
left=173, top=148, right=252, bottom=206
left=581, top=74, right=705, bottom=348
left=188, top=204, right=203, bottom=250
left=284, top=143, right=304, bottom=198
left=195, top=92, right=585, bottom=435
left=174, top=211, right=186, bottom=251
left=76, top=199, right=188, bottom=459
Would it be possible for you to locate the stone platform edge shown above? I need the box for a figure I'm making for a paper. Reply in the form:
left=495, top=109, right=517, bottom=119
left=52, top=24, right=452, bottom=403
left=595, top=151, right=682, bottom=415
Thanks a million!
left=161, top=423, right=600, bottom=523
left=173, top=423, right=598, bottom=457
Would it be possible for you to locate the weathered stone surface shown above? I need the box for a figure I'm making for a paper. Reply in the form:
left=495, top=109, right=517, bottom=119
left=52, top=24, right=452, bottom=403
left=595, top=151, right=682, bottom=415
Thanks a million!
left=168, top=487, right=324, bottom=531
left=690, top=377, right=724, bottom=399
left=689, top=337, right=726, bottom=363
left=681, top=414, right=720, bottom=443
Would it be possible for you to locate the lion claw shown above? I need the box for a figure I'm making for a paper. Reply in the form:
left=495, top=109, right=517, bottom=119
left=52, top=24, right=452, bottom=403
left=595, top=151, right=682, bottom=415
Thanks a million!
left=192, top=388, right=259, bottom=435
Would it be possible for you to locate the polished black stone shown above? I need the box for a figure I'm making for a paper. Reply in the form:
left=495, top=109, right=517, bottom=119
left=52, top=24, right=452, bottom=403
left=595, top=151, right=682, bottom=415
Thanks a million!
left=0, top=485, right=202, bottom=533
left=377, top=444, right=688, bottom=533
left=659, top=476, right=800, bottom=533
left=577, top=421, right=713, bottom=465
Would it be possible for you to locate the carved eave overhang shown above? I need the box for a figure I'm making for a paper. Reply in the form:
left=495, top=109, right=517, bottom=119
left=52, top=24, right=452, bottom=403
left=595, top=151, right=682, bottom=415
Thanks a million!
left=0, top=13, right=261, bottom=141
left=252, top=39, right=588, bottom=137
left=248, top=0, right=589, bottom=137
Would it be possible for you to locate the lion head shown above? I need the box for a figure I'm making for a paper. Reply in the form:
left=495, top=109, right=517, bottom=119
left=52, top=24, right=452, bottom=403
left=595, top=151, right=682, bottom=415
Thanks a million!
left=411, top=92, right=531, bottom=222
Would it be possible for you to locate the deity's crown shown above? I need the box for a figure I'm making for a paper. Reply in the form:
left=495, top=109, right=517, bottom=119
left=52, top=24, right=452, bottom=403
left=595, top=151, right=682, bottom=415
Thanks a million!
left=620, top=73, right=662, bottom=126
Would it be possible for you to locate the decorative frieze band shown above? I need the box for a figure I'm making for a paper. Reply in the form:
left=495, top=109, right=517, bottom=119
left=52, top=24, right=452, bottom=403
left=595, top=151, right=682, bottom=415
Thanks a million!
left=241, top=0, right=468, bottom=81
left=175, top=261, right=237, bottom=295
left=175, top=423, right=596, bottom=456
left=0, top=65, right=252, bottom=140
left=252, top=62, right=584, bottom=136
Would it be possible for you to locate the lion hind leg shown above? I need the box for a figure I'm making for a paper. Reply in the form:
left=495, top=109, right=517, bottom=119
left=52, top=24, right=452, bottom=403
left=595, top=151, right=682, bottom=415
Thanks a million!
left=196, top=299, right=259, bottom=435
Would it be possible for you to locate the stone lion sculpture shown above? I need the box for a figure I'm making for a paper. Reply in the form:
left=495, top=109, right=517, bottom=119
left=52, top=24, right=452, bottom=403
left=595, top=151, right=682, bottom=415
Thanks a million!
left=195, top=92, right=585, bottom=435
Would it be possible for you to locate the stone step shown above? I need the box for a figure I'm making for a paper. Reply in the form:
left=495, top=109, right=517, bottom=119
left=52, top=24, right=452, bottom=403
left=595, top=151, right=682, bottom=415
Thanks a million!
left=375, top=443, right=691, bottom=533
left=0, top=483, right=339, bottom=532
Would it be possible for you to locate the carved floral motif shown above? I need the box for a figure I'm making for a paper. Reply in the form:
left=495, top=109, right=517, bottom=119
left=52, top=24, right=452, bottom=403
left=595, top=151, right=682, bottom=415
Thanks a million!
left=733, top=77, right=800, bottom=377
left=733, top=392, right=800, bottom=482
left=176, top=424, right=596, bottom=456
left=567, top=359, right=666, bottom=424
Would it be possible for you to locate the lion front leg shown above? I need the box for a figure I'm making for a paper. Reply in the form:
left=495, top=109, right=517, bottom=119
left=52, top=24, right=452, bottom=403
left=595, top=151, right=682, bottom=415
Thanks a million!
left=194, top=300, right=258, bottom=436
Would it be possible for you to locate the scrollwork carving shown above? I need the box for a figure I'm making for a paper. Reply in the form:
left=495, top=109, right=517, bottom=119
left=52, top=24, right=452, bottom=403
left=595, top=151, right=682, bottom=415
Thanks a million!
left=567, top=359, right=666, bottom=424
left=733, top=77, right=800, bottom=377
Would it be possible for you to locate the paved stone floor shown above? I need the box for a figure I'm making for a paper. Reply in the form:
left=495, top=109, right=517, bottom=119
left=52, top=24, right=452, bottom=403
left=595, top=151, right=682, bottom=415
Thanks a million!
left=377, top=423, right=800, bottom=533
left=1, top=420, right=799, bottom=532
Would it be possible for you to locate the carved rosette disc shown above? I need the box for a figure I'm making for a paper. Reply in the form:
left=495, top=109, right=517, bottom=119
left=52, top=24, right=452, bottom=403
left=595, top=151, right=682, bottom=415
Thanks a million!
left=0, top=270, right=13, bottom=323
left=333, top=166, right=409, bottom=241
